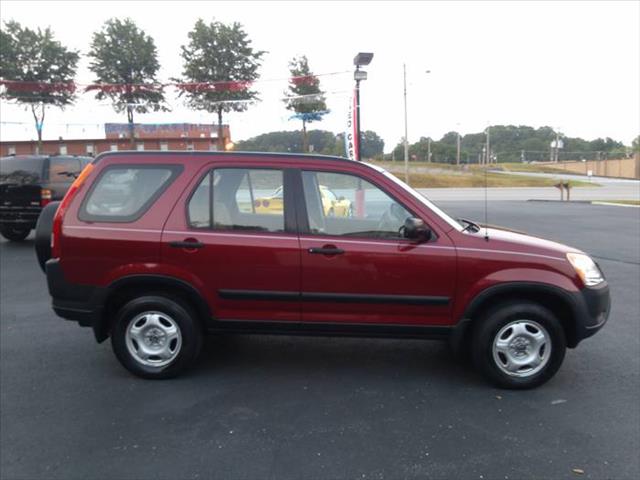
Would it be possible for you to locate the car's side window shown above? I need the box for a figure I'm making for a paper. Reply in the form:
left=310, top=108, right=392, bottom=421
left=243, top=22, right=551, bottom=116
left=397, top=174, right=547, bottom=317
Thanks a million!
left=80, top=165, right=181, bottom=223
left=49, top=157, right=81, bottom=182
left=301, top=171, right=412, bottom=239
left=187, top=168, right=285, bottom=233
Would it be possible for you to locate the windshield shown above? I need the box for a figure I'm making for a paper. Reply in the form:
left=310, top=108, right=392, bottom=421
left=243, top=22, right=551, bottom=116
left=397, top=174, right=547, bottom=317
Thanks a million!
left=366, top=163, right=463, bottom=232
left=0, top=157, right=45, bottom=184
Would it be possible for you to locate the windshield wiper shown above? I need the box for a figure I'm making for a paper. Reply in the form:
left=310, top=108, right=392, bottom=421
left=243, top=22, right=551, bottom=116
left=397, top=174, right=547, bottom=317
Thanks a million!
left=458, top=218, right=481, bottom=233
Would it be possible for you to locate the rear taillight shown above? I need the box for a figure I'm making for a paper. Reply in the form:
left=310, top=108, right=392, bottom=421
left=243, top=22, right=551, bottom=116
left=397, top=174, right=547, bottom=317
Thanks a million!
left=40, top=188, right=52, bottom=207
left=51, top=163, right=94, bottom=258
left=262, top=200, right=270, bottom=208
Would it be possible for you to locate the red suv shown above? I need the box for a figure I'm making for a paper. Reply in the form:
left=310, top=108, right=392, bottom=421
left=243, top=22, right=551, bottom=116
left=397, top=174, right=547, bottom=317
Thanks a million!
left=36, top=152, right=610, bottom=388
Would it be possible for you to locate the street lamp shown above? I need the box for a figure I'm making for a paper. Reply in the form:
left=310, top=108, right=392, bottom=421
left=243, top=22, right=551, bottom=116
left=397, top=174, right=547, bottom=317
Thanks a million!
left=354, top=52, right=373, bottom=162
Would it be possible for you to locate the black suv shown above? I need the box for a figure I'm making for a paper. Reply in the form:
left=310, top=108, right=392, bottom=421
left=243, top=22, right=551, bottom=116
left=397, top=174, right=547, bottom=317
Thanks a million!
left=0, top=155, right=92, bottom=241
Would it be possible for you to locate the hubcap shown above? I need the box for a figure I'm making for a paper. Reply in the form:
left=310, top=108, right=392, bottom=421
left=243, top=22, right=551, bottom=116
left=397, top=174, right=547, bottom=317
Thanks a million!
left=125, top=311, right=182, bottom=368
left=492, top=320, right=551, bottom=378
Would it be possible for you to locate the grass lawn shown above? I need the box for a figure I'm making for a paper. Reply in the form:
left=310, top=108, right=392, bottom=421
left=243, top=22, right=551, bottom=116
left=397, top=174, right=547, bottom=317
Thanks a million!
left=371, top=161, right=597, bottom=188
left=488, top=162, right=571, bottom=174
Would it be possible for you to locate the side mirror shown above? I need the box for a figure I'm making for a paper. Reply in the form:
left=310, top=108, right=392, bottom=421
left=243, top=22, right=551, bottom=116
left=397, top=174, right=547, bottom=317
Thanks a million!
left=403, top=217, right=432, bottom=242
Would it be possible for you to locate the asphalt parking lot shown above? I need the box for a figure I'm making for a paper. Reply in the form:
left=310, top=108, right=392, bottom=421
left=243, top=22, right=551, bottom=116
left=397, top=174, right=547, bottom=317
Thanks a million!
left=1, top=201, right=639, bottom=480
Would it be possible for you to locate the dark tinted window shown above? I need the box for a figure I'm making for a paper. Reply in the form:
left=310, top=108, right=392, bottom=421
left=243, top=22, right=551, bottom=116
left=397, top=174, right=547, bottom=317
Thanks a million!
left=0, top=157, right=45, bottom=184
left=80, top=165, right=181, bottom=222
left=187, top=168, right=285, bottom=233
left=49, top=157, right=82, bottom=182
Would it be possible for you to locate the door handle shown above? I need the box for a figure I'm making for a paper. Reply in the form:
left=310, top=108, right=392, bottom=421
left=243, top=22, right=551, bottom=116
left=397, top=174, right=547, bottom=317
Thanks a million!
left=169, top=240, right=204, bottom=249
left=308, top=247, right=345, bottom=255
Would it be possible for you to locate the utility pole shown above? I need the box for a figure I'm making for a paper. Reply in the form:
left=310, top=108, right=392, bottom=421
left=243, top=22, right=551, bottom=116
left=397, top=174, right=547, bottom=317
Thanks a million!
left=456, top=132, right=461, bottom=166
left=554, top=129, right=560, bottom=163
left=486, top=126, right=491, bottom=166
left=403, top=63, right=409, bottom=184
left=427, top=138, right=431, bottom=163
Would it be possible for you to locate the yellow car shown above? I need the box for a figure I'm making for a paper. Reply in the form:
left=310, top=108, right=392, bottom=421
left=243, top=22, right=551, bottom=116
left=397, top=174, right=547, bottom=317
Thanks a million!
left=254, top=185, right=353, bottom=217
left=319, top=185, right=353, bottom=217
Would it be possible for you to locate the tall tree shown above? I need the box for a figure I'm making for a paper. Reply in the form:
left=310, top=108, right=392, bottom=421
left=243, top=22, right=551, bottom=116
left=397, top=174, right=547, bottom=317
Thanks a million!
left=284, top=55, right=327, bottom=152
left=178, top=19, right=265, bottom=150
left=87, top=18, right=166, bottom=146
left=0, top=21, right=79, bottom=149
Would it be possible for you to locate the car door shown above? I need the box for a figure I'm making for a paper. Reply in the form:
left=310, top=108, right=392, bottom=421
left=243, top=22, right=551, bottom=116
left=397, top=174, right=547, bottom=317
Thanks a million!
left=162, top=164, right=301, bottom=323
left=297, top=168, right=456, bottom=326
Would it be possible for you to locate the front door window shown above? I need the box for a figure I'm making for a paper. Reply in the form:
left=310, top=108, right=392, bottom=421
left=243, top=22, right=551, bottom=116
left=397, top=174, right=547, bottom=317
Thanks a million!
left=301, top=171, right=412, bottom=239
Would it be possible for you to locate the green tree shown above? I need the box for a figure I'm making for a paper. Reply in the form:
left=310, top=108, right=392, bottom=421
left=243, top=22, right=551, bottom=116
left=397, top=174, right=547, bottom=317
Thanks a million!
left=632, top=136, right=640, bottom=153
left=0, top=21, right=79, bottom=148
left=360, top=130, right=384, bottom=159
left=178, top=19, right=265, bottom=150
left=87, top=18, right=167, bottom=146
left=284, top=55, right=327, bottom=152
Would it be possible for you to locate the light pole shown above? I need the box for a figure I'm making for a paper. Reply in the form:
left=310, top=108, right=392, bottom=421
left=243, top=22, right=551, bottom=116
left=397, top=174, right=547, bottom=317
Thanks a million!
left=353, top=52, right=373, bottom=161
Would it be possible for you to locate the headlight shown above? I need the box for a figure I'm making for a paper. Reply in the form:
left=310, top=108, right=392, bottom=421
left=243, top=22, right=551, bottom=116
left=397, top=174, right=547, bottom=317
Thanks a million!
left=567, top=253, right=604, bottom=287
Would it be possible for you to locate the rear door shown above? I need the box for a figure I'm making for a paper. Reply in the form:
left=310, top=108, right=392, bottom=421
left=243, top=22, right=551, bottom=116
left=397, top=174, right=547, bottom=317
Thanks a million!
left=162, top=164, right=301, bottom=323
left=298, top=168, right=456, bottom=326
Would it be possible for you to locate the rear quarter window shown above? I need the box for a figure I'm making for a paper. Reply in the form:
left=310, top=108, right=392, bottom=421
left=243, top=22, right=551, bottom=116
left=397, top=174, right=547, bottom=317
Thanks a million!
left=79, top=165, right=182, bottom=223
left=49, top=157, right=82, bottom=183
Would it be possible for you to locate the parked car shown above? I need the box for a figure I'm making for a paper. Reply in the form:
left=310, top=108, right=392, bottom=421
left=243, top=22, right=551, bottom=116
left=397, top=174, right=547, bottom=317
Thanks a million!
left=254, top=184, right=352, bottom=217
left=36, top=152, right=610, bottom=388
left=0, top=154, right=92, bottom=241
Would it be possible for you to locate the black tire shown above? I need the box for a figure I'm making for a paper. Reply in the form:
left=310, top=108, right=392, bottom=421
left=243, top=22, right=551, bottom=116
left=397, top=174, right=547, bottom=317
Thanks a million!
left=0, top=225, right=31, bottom=242
left=35, top=201, right=60, bottom=272
left=471, top=301, right=566, bottom=389
left=111, top=295, right=203, bottom=379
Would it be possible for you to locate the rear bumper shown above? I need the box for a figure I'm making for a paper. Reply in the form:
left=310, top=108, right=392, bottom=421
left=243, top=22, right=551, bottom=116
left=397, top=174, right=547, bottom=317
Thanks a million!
left=46, top=259, right=108, bottom=341
left=0, top=207, right=41, bottom=229
left=572, top=282, right=610, bottom=344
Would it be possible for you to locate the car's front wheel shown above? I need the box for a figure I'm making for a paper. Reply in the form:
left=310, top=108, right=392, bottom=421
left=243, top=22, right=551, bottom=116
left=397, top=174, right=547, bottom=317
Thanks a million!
left=0, top=225, right=31, bottom=242
left=472, top=301, right=566, bottom=389
left=111, top=295, right=203, bottom=379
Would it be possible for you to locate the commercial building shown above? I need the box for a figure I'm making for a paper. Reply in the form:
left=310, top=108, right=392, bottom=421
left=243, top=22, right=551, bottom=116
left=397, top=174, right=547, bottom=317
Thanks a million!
left=0, top=123, right=231, bottom=157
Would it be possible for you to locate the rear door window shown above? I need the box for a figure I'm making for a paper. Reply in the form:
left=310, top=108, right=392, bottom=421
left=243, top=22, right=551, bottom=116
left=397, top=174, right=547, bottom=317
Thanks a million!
left=187, top=168, right=285, bottom=233
left=80, top=165, right=182, bottom=222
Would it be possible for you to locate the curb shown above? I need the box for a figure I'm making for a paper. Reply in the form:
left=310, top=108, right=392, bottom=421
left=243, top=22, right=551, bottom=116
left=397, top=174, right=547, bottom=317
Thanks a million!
left=591, top=201, right=640, bottom=208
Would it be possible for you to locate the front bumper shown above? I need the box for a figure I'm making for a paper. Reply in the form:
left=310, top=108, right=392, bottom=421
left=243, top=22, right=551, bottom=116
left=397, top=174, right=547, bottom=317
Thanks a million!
left=572, top=281, right=610, bottom=345
left=46, top=259, right=108, bottom=341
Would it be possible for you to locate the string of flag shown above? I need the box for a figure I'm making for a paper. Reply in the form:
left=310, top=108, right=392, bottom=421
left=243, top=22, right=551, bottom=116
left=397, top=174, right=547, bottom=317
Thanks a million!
left=0, top=70, right=350, bottom=95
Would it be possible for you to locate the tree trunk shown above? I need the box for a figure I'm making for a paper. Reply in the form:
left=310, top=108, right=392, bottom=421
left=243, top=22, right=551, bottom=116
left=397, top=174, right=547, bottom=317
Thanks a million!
left=31, top=104, right=45, bottom=153
left=127, top=105, right=135, bottom=148
left=217, top=108, right=224, bottom=151
left=302, top=119, right=308, bottom=153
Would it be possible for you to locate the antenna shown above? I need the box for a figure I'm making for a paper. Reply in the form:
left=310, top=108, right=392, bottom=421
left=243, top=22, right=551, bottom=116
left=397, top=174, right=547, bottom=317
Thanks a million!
left=484, top=124, right=490, bottom=241
left=484, top=164, right=489, bottom=241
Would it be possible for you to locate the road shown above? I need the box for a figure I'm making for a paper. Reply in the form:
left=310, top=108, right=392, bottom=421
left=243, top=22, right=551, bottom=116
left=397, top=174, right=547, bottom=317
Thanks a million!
left=418, top=183, right=640, bottom=202
left=1, top=201, right=639, bottom=480
left=489, top=169, right=640, bottom=185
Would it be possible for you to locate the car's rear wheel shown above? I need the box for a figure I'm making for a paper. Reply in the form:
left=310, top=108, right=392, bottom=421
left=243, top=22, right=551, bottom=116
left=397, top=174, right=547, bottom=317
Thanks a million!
left=35, top=201, right=60, bottom=272
left=111, top=295, right=203, bottom=379
left=0, top=225, right=31, bottom=242
left=472, top=301, right=566, bottom=389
